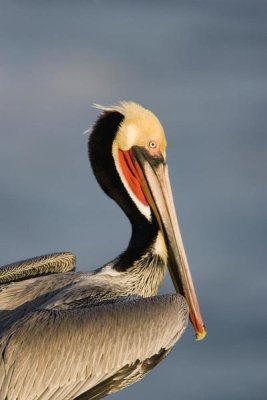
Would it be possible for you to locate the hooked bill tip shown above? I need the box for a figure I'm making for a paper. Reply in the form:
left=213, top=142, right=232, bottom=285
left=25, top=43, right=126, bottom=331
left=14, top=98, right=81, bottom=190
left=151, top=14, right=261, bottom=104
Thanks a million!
left=195, top=326, right=207, bottom=341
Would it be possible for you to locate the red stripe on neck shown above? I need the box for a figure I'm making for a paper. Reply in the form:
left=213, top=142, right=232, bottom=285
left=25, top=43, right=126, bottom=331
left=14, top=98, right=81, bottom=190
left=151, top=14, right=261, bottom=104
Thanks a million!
left=118, top=149, right=148, bottom=206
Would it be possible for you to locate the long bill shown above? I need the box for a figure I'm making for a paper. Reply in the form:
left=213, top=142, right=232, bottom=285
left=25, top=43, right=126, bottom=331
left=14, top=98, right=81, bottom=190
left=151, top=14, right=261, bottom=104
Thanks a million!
left=132, top=147, right=206, bottom=341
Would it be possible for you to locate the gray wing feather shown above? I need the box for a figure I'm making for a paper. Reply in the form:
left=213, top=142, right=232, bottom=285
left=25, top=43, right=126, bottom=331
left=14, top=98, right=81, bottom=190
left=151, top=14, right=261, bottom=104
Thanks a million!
left=0, top=252, right=76, bottom=284
left=0, top=294, right=188, bottom=400
left=75, top=349, right=170, bottom=400
left=0, top=271, right=82, bottom=333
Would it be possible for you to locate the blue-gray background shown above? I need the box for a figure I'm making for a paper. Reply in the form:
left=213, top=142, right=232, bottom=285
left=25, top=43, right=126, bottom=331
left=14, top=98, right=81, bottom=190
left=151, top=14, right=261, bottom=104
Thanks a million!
left=0, top=1, right=266, bottom=399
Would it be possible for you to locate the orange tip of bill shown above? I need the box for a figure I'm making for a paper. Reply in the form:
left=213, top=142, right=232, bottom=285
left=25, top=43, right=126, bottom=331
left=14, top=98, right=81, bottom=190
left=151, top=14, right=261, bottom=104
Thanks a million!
left=196, top=326, right=207, bottom=341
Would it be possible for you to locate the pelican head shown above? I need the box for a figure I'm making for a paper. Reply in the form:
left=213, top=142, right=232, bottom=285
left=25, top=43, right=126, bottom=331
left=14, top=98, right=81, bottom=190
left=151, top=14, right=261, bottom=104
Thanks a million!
left=89, top=102, right=206, bottom=340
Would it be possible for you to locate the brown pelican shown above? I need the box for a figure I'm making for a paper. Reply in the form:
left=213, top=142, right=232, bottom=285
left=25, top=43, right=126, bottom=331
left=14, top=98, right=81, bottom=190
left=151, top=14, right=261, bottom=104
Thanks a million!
left=0, top=102, right=206, bottom=400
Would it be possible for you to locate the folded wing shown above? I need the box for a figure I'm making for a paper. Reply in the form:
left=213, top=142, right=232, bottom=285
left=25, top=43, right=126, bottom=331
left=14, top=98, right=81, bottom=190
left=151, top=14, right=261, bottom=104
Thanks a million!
left=0, top=294, right=188, bottom=400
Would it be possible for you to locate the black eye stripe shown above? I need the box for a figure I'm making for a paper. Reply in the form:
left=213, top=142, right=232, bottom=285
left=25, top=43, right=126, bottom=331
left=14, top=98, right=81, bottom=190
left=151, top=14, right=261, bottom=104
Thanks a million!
left=132, top=146, right=165, bottom=168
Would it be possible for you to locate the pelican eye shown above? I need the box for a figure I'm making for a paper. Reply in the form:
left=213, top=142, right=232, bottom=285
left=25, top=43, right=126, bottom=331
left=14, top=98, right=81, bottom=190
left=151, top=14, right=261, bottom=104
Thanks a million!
left=148, top=140, right=157, bottom=149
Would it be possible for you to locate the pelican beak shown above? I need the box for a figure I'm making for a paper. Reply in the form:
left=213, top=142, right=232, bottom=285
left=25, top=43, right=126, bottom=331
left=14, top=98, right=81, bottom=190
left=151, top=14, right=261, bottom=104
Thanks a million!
left=132, top=147, right=206, bottom=341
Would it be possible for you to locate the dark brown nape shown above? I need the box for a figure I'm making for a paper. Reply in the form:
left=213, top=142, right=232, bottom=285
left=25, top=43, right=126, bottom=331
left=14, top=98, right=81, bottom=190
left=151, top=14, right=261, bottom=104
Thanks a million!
left=88, top=110, right=160, bottom=270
